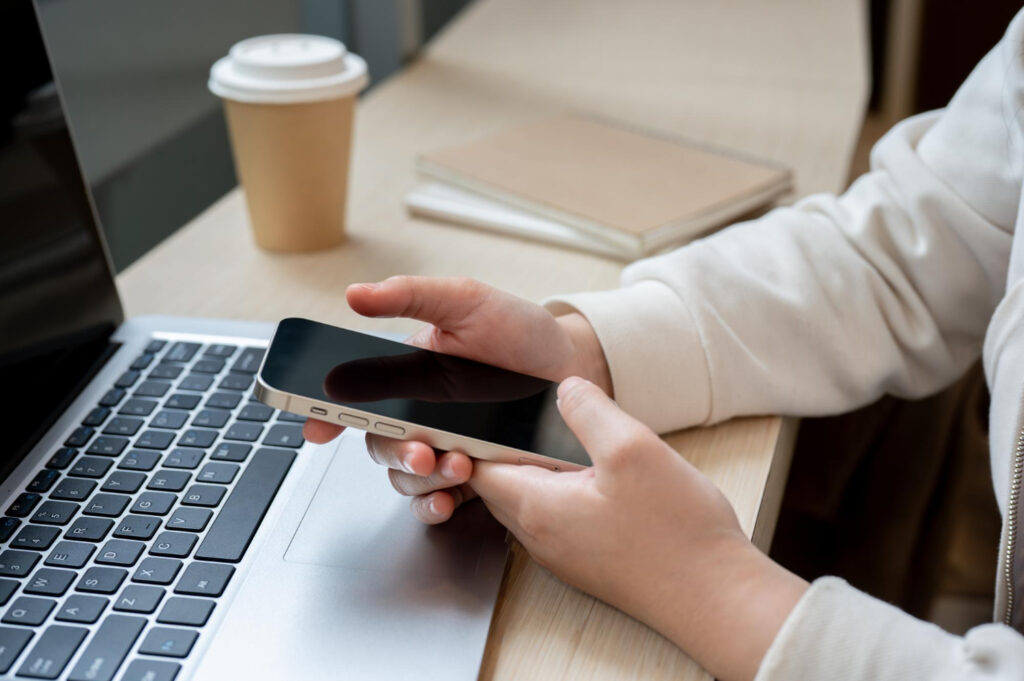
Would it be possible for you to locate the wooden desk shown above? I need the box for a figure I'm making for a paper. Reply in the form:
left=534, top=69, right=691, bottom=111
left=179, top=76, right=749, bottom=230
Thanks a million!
left=117, top=0, right=868, bottom=678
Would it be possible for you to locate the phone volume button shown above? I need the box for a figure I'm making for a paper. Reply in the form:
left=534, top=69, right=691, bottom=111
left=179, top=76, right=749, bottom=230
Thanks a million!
left=374, top=422, right=405, bottom=437
left=337, top=413, right=369, bottom=427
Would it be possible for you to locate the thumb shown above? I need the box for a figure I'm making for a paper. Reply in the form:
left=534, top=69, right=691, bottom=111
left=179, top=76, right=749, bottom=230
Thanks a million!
left=556, top=376, right=655, bottom=468
left=346, top=276, right=492, bottom=330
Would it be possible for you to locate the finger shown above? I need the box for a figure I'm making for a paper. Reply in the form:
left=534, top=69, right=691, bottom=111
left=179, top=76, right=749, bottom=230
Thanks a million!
left=303, top=419, right=345, bottom=444
left=387, top=450, right=473, bottom=496
left=346, top=276, right=492, bottom=329
left=409, top=485, right=479, bottom=524
left=555, top=376, right=653, bottom=467
left=469, top=459, right=550, bottom=515
left=365, top=433, right=438, bottom=476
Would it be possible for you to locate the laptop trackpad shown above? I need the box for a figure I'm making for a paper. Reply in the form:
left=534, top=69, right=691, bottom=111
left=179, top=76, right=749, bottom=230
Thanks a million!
left=285, top=431, right=504, bottom=580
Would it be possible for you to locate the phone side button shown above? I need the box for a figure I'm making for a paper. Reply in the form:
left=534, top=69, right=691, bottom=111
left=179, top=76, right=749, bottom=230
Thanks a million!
left=518, top=457, right=560, bottom=472
left=374, top=422, right=406, bottom=437
left=338, top=413, right=370, bottom=427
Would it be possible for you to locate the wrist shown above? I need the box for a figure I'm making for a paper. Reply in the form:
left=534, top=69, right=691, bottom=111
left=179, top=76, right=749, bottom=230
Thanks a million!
left=556, top=312, right=613, bottom=396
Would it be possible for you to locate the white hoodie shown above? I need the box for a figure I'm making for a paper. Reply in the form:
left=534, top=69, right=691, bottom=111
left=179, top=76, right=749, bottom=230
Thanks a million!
left=548, top=8, right=1024, bottom=680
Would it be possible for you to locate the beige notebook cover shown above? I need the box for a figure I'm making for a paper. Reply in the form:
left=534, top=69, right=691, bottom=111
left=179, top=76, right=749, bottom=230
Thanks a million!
left=417, top=116, right=792, bottom=257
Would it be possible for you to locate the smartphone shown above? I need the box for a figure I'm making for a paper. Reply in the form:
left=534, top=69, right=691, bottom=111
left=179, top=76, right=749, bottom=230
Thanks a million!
left=255, top=317, right=591, bottom=470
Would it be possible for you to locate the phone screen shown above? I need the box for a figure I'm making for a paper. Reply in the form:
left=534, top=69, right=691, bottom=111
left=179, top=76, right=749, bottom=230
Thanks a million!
left=260, top=318, right=591, bottom=466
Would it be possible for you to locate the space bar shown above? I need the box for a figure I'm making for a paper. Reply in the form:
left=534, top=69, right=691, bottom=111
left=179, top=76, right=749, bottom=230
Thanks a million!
left=195, top=448, right=296, bottom=562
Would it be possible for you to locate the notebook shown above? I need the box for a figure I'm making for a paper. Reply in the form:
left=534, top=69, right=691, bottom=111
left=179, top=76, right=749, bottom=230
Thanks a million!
left=411, top=116, right=792, bottom=259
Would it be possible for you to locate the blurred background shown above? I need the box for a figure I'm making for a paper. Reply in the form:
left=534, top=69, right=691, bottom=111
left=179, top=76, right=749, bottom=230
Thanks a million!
left=36, top=0, right=1022, bottom=271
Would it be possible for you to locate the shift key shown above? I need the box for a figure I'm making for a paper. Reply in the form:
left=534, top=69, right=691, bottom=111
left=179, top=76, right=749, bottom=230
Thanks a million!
left=194, top=448, right=294, bottom=562
left=68, top=614, right=146, bottom=681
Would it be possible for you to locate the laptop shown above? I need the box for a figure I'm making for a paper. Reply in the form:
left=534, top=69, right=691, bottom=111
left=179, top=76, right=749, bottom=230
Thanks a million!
left=0, top=3, right=508, bottom=680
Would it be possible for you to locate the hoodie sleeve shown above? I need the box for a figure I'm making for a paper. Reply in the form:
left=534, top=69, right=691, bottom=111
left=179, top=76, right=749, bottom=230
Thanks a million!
left=546, top=9, right=1024, bottom=434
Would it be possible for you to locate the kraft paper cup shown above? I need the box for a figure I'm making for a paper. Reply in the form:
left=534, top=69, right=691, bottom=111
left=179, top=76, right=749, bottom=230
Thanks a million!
left=209, top=34, right=368, bottom=252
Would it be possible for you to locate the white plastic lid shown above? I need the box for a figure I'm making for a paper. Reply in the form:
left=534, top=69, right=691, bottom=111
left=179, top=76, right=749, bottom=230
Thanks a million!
left=209, top=34, right=368, bottom=104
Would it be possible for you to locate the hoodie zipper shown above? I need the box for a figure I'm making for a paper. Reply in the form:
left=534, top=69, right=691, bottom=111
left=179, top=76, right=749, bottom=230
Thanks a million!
left=1004, top=424, right=1024, bottom=625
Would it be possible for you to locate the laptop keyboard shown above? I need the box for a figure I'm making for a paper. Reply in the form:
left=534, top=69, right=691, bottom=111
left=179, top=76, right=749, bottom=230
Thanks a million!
left=0, top=339, right=302, bottom=680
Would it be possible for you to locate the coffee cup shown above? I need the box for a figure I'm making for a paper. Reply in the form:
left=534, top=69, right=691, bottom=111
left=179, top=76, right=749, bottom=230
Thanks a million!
left=209, top=34, right=368, bottom=252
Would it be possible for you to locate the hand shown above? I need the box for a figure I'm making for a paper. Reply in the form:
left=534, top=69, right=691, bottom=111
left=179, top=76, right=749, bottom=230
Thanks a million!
left=471, top=377, right=808, bottom=681
left=302, top=276, right=612, bottom=523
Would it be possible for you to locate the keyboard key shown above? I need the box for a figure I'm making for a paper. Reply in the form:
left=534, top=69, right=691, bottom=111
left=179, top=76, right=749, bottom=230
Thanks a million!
left=151, top=410, right=189, bottom=430
left=192, top=359, right=225, bottom=374
left=0, top=549, right=40, bottom=576
left=83, top=494, right=131, bottom=518
left=55, top=595, right=108, bottom=624
left=218, top=374, right=252, bottom=391
left=113, top=516, right=161, bottom=541
left=64, top=427, right=94, bottom=448
left=0, top=627, right=34, bottom=674
left=24, top=568, right=76, bottom=596
left=51, top=478, right=96, bottom=501
left=45, top=448, right=78, bottom=470
left=237, top=403, right=273, bottom=422
left=197, top=462, right=238, bottom=484
left=178, top=429, right=217, bottom=448
left=165, top=508, right=211, bottom=532
left=69, top=456, right=113, bottom=479
left=76, top=567, right=128, bottom=594
left=0, top=578, right=18, bottom=605
left=45, top=541, right=95, bottom=569
left=134, top=380, right=171, bottom=398
left=174, top=562, right=234, bottom=597
left=136, top=430, right=176, bottom=450
left=165, top=393, right=201, bottom=410
left=118, top=451, right=160, bottom=472
left=115, top=370, right=141, bottom=389
left=64, top=518, right=113, bottom=542
left=262, top=424, right=304, bottom=449
left=102, top=417, right=143, bottom=436
left=16, top=624, right=86, bottom=678
left=150, top=532, right=196, bottom=559
left=231, top=347, right=264, bottom=374
left=113, top=585, right=165, bottom=614
left=96, top=540, right=146, bottom=567
left=165, top=342, right=200, bottom=363
left=121, top=659, right=181, bottom=681
left=130, top=354, right=154, bottom=371
left=138, top=626, right=198, bottom=658
left=26, top=469, right=60, bottom=494
left=0, top=517, right=19, bottom=542
left=210, top=442, right=251, bottom=462
left=204, top=344, right=237, bottom=358
left=178, top=375, right=213, bottom=392
left=119, top=398, right=158, bottom=416
left=98, top=388, right=126, bottom=407
left=11, top=525, right=61, bottom=551
left=276, top=411, right=306, bottom=423
left=147, top=470, right=191, bottom=492
left=32, top=500, right=79, bottom=525
left=225, top=422, right=262, bottom=442
left=130, top=493, right=176, bottom=516
left=181, top=485, right=224, bottom=508
left=206, top=392, right=242, bottom=410
left=7, top=493, right=42, bottom=517
left=191, top=409, right=230, bottom=429
left=195, top=449, right=295, bottom=562
left=132, top=558, right=182, bottom=585
left=67, top=613, right=146, bottom=681
left=145, top=339, right=167, bottom=354
left=2, top=596, right=55, bottom=625
left=148, top=364, right=183, bottom=380
left=86, top=436, right=129, bottom=456
left=163, top=448, right=204, bottom=470
left=100, top=471, right=147, bottom=494
left=82, top=406, right=111, bottom=427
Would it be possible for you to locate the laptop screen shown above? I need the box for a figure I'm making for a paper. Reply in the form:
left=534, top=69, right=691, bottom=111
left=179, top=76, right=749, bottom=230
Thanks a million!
left=0, top=0, right=124, bottom=480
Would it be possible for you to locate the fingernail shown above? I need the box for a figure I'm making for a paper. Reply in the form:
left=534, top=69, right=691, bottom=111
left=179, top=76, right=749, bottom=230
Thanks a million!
left=353, top=282, right=379, bottom=292
left=428, top=497, right=439, bottom=516
left=440, top=457, right=457, bottom=481
left=402, top=458, right=417, bottom=475
left=557, top=376, right=588, bottom=400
